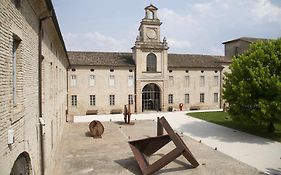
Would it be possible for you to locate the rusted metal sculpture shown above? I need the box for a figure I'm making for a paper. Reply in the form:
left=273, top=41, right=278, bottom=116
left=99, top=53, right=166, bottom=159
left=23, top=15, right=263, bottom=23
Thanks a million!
left=123, top=104, right=134, bottom=125
left=128, top=117, right=199, bottom=175
left=89, top=120, right=104, bottom=138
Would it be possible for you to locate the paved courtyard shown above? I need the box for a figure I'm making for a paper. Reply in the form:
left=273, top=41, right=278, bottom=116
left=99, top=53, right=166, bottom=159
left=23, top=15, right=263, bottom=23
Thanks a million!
left=52, top=120, right=261, bottom=175
left=72, top=110, right=281, bottom=175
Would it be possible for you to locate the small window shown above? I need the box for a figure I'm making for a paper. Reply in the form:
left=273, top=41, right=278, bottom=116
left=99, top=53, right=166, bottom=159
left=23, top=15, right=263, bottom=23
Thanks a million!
left=168, top=94, right=173, bottom=104
left=90, top=69, right=95, bottom=72
left=90, top=95, right=96, bottom=106
left=213, top=76, right=219, bottom=86
left=169, top=76, right=174, bottom=86
left=185, top=94, right=189, bottom=104
left=185, top=70, right=189, bottom=73
left=110, top=69, right=114, bottom=72
left=128, top=75, right=134, bottom=87
left=169, top=70, right=173, bottom=73
left=12, top=36, right=21, bottom=107
left=128, top=95, right=133, bottom=105
left=215, top=70, right=218, bottom=73
left=146, top=53, right=157, bottom=72
left=201, top=70, right=204, bottom=73
left=200, top=93, right=205, bottom=103
left=14, top=0, right=21, bottom=8
left=214, top=93, right=218, bottom=103
left=129, top=69, right=133, bottom=72
left=70, top=75, right=77, bottom=87
left=71, top=95, right=77, bottom=106
left=109, top=75, right=115, bottom=86
left=235, top=47, right=239, bottom=56
left=89, top=75, right=95, bottom=86
left=71, top=68, right=76, bottom=71
left=185, top=76, right=190, bottom=87
left=109, top=95, right=115, bottom=106
left=200, top=76, right=205, bottom=87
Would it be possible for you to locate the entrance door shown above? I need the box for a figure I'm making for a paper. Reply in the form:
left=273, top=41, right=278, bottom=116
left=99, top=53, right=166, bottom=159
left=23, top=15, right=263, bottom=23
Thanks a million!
left=142, top=83, right=160, bottom=111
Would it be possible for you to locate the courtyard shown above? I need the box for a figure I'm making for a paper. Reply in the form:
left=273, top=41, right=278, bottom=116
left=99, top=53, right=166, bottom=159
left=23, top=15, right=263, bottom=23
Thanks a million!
left=51, top=111, right=281, bottom=175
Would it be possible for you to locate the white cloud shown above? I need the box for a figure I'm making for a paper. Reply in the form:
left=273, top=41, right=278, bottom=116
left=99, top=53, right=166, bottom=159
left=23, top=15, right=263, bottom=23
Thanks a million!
left=168, top=38, right=191, bottom=49
left=251, top=0, right=281, bottom=23
left=63, top=32, right=130, bottom=52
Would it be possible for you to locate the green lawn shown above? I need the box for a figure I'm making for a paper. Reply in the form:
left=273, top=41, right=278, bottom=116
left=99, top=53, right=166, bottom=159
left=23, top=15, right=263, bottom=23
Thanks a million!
left=187, top=112, right=281, bottom=142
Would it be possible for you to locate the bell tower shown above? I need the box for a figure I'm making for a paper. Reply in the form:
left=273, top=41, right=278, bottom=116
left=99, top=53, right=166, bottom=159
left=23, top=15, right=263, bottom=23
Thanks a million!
left=138, top=4, right=161, bottom=42
left=132, top=4, right=169, bottom=113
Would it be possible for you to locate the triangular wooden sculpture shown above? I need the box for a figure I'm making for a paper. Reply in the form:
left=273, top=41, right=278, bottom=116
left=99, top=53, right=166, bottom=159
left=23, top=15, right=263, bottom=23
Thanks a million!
left=128, top=117, right=199, bottom=175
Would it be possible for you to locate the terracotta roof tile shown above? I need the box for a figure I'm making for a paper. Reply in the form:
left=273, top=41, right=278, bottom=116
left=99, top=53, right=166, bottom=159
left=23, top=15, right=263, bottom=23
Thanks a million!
left=68, top=51, right=230, bottom=68
left=168, top=54, right=228, bottom=69
left=68, top=51, right=135, bottom=67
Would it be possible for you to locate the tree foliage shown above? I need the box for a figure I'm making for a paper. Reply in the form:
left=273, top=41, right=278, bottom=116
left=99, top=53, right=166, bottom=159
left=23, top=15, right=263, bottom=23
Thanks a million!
left=223, top=38, right=281, bottom=132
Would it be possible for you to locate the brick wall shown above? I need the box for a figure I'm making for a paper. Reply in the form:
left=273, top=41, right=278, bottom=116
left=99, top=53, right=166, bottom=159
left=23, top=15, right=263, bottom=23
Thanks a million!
left=0, top=0, right=69, bottom=174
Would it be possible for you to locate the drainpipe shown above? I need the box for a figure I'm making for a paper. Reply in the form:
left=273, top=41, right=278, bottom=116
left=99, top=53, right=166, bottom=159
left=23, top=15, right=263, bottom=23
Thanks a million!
left=219, top=68, right=223, bottom=109
left=66, top=67, right=69, bottom=122
left=38, top=12, right=52, bottom=175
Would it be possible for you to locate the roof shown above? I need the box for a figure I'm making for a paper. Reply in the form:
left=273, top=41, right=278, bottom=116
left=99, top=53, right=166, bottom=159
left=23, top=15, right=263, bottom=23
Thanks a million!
left=145, top=4, right=158, bottom=10
left=68, top=51, right=135, bottom=67
left=222, top=37, right=269, bottom=44
left=168, top=54, right=228, bottom=69
left=68, top=51, right=230, bottom=68
left=45, top=0, right=69, bottom=65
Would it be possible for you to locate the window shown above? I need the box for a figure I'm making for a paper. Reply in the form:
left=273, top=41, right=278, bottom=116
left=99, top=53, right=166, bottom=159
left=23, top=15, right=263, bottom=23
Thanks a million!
left=109, top=95, right=115, bottom=105
left=168, top=94, right=173, bottom=104
left=146, top=53, right=157, bottom=72
left=200, top=76, right=205, bottom=87
left=213, top=76, right=219, bottom=86
left=168, top=76, right=174, bottom=86
left=71, top=95, right=77, bottom=106
left=128, top=95, right=133, bottom=104
left=214, top=93, right=218, bottom=103
left=200, top=93, right=205, bottom=103
left=235, top=47, right=239, bottom=56
left=89, top=75, right=95, bottom=86
left=109, top=75, right=115, bottom=86
left=185, top=94, right=190, bottom=104
left=128, top=75, right=134, bottom=87
left=70, top=75, right=77, bottom=87
left=90, top=95, right=95, bottom=106
left=185, top=76, right=190, bottom=87
left=12, top=36, right=21, bottom=106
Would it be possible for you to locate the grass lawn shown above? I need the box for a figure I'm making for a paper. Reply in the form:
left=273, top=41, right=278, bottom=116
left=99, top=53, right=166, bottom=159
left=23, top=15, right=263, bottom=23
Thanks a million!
left=187, top=111, right=281, bottom=142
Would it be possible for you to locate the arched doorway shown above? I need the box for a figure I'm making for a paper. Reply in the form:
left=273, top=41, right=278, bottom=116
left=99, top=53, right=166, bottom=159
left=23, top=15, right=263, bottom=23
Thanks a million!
left=10, top=152, right=32, bottom=175
left=142, top=83, right=161, bottom=111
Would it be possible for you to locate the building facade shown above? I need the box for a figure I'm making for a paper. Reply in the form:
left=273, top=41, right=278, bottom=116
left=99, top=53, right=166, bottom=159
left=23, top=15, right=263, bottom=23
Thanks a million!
left=67, top=5, right=231, bottom=118
left=0, top=0, right=69, bottom=174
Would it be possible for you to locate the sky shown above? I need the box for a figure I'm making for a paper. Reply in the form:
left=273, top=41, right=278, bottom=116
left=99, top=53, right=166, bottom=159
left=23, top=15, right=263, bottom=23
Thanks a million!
left=53, top=0, right=281, bottom=56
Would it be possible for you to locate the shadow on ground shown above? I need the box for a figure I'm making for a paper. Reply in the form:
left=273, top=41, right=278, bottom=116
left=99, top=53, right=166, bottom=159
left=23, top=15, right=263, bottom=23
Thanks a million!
left=114, top=157, right=142, bottom=175
left=115, top=153, right=194, bottom=175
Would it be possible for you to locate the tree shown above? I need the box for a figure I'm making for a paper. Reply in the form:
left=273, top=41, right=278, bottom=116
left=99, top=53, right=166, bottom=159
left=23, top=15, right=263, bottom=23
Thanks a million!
left=223, top=38, right=281, bottom=133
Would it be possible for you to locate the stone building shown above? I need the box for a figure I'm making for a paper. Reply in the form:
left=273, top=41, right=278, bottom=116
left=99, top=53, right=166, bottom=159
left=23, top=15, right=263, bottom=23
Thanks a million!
left=223, top=37, right=269, bottom=57
left=67, top=4, right=231, bottom=117
left=0, top=0, right=69, bottom=174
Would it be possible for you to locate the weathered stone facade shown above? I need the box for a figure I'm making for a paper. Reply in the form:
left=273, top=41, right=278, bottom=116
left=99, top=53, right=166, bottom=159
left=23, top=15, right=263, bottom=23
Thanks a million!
left=67, top=5, right=230, bottom=117
left=0, top=0, right=68, bottom=174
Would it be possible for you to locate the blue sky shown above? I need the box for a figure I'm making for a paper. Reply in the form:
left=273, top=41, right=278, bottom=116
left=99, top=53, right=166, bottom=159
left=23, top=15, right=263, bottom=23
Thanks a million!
left=53, top=0, right=281, bottom=55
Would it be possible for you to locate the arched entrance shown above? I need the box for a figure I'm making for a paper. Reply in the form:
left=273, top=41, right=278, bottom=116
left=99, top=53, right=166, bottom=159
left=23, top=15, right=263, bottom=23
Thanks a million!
left=10, top=152, right=32, bottom=175
left=142, top=83, right=161, bottom=111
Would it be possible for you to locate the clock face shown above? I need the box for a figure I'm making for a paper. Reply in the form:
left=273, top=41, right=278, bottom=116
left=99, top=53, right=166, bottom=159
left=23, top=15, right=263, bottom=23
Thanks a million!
left=146, top=28, right=157, bottom=39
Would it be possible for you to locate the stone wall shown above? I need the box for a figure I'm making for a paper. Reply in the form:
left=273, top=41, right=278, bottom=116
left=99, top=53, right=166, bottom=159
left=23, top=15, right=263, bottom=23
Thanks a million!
left=0, top=0, right=68, bottom=174
left=68, top=66, right=135, bottom=118
left=166, top=68, right=221, bottom=111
